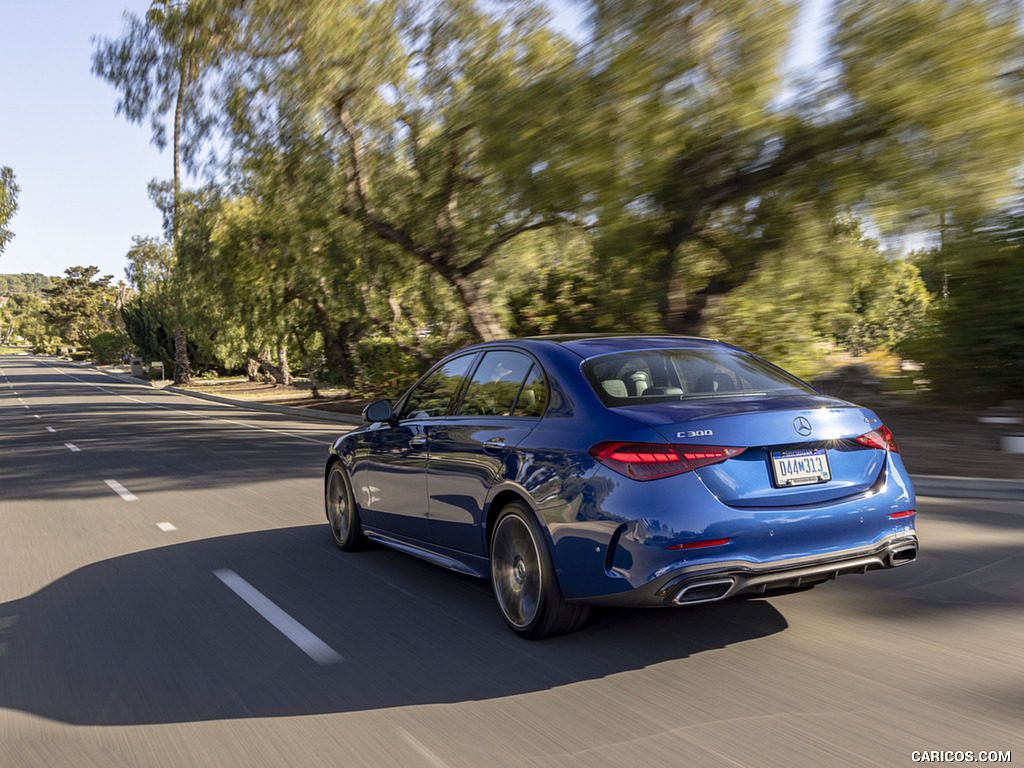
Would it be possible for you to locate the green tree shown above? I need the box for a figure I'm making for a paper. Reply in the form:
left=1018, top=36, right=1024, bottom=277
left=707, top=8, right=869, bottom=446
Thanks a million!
left=0, top=166, right=18, bottom=254
left=121, top=236, right=177, bottom=367
left=93, top=0, right=1024, bottom=386
left=92, top=1, right=226, bottom=194
left=0, top=273, right=52, bottom=296
left=911, top=211, right=1024, bottom=404
left=221, top=0, right=580, bottom=341
left=571, top=0, right=1024, bottom=334
left=93, top=0, right=231, bottom=384
left=42, top=267, right=119, bottom=346
left=124, top=235, right=173, bottom=295
left=1, top=293, right=56, bottom=348
left=121, top=294, right=174, bottom=366
left=833, top=258, right=932, bottom=356
left=501, top=225, right=659, bottom=335
left=704, top=214, right=931, bottom=376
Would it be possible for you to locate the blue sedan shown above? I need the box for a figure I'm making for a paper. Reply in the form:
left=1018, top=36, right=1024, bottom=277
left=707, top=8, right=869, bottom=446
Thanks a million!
left=324, top=336, right=918, bottom=638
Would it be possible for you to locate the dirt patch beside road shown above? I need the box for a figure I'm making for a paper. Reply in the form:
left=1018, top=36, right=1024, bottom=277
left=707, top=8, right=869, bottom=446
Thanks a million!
left=181, top=379, right=372, bottom=415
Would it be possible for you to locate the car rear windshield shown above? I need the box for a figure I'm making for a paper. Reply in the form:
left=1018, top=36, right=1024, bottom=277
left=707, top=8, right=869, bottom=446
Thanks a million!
left=582, top=348, right=817, bottom=407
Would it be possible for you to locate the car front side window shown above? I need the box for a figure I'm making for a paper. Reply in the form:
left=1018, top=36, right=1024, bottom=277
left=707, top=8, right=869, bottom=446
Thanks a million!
left=401, top=354, right=476, bottom=419
left=457, top=351, right=535, bottom=417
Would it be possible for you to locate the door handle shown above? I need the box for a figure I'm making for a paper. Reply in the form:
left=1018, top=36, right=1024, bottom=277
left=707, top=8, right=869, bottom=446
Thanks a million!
left=409, top=434, right=428, bottom=449
left=483, top=437, right=506, bottom=454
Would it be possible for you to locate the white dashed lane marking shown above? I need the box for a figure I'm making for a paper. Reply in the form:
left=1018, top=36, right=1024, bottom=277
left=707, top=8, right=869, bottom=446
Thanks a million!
left=157, top=522, right=177, bottom=532
left=213, top=569, right=344, bottom=666
left=64, top=443, right=81, bottom=453
left=104, top=479, right=138, bottom=501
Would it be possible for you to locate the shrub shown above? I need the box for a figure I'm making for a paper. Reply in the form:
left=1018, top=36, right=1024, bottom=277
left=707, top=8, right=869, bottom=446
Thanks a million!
left=87, top=330, right=133, bottom=365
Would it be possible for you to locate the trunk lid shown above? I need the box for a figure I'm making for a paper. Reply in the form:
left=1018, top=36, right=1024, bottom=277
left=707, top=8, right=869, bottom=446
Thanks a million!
left=618, top=395, right=887, bottom=507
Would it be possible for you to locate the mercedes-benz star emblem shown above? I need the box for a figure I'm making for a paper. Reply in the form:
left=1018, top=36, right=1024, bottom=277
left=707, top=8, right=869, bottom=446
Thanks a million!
left=794, top=416, right=813, bottom=436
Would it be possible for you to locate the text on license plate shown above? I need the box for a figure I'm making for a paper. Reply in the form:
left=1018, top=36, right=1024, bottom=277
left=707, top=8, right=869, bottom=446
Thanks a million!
left=771, top=448, right=831, bottom=487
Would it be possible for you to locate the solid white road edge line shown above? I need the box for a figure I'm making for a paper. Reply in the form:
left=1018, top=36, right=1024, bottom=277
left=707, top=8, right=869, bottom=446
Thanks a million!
left=49, top=364, right=333, bottom=446
left=213, top=568, right=344, bottom=666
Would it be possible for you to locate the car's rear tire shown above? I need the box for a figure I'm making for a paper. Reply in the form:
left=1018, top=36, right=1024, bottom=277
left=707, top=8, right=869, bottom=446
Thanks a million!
left=490, top=502, right=589, bottom=639
left=326, top=463, right=365, bottom=551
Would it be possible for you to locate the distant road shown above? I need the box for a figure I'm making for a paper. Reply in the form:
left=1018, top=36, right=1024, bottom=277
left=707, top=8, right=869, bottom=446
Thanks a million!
left=1, top=355, right=1019, bottom=767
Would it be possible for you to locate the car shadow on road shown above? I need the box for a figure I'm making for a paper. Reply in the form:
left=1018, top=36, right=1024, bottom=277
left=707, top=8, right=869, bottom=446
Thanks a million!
left=0, top=524, right=787, bottom=726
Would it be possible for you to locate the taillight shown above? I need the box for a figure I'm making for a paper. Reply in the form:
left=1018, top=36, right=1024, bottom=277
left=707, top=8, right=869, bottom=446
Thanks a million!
left=855, top=425, right=900, bottom=453
left=589, top=442, right=745, bottom=481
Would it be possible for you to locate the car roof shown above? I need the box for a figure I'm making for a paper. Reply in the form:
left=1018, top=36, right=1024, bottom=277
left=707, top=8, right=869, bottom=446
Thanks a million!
left=494, top=334, right=735, bottom=360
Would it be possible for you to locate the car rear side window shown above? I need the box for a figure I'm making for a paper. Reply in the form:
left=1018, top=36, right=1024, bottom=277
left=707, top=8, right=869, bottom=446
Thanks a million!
left=401, top=354, right=476, bottom=419
left=582, top=348, right=816, bottom=407
left=457, top=351, right=545, bottom=417
left=513, top=364, right=549, bottom=417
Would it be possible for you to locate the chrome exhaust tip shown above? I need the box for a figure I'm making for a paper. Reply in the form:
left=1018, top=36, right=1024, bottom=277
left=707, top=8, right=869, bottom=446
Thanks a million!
left=890, top=544, right=918, bottom=566
left=672, top=578, right=735, bottom=605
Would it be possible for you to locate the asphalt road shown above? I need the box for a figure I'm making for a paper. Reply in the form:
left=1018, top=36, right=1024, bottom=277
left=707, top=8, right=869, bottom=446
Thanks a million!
left=1, top=355, right=1020, bottom=768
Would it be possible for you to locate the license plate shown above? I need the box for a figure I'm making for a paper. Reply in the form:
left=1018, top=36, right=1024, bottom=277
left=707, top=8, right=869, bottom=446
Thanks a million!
left=771, top=448, right=831, bottom=487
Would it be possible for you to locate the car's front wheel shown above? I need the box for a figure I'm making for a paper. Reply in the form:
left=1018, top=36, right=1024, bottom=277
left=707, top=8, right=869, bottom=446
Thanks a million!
left=326, top=463, right=365, bottom=551
left=490, top=502, right=589, bottom=639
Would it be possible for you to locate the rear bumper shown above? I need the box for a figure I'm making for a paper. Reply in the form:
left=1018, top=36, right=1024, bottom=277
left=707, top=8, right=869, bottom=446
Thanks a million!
left=576, top=533, right=918, bottom=607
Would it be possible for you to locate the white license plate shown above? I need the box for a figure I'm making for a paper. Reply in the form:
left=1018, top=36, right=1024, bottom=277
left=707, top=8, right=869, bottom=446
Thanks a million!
left=771, top=448, right=831, bottom=487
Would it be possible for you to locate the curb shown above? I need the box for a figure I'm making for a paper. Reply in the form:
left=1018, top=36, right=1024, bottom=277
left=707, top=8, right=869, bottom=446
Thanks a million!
left=82, top=360, right=1024, bottom=501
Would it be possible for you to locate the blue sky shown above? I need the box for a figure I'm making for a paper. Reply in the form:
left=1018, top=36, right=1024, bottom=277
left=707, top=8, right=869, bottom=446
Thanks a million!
left=0, top=1, right=830, bottom=284
left=1, top=1, right=172, bottom=282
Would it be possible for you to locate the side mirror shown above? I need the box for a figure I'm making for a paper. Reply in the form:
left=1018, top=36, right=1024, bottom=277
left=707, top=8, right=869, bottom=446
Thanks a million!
left=362, top=399, right=394, bottom=424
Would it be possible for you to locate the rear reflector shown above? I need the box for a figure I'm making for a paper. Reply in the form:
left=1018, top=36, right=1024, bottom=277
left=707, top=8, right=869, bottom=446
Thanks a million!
left=589, top=442, right=745, bottom=480
left=889, top=510, right=916, bottom=519
left=667, top=538, right=731, bottom=551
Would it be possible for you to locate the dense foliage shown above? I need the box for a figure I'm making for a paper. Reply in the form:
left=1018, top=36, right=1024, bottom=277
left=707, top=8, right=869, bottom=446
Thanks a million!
left=41, top=267, right=121, bottom=347
left=0, top=273, right=52, bottom=296
left=909, top=214, right=1024, bottom=404
left=87, top=330, right=134, bottom=365
left=85, top=0, right=1024, bottom=400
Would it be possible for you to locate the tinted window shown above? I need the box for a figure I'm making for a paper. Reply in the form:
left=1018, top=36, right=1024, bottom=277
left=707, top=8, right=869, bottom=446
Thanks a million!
left=582, top=348, right=815, bottom=406
left=458, top=351, right=539, bottom=417
left=401, top=354, right=476, bottom=419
